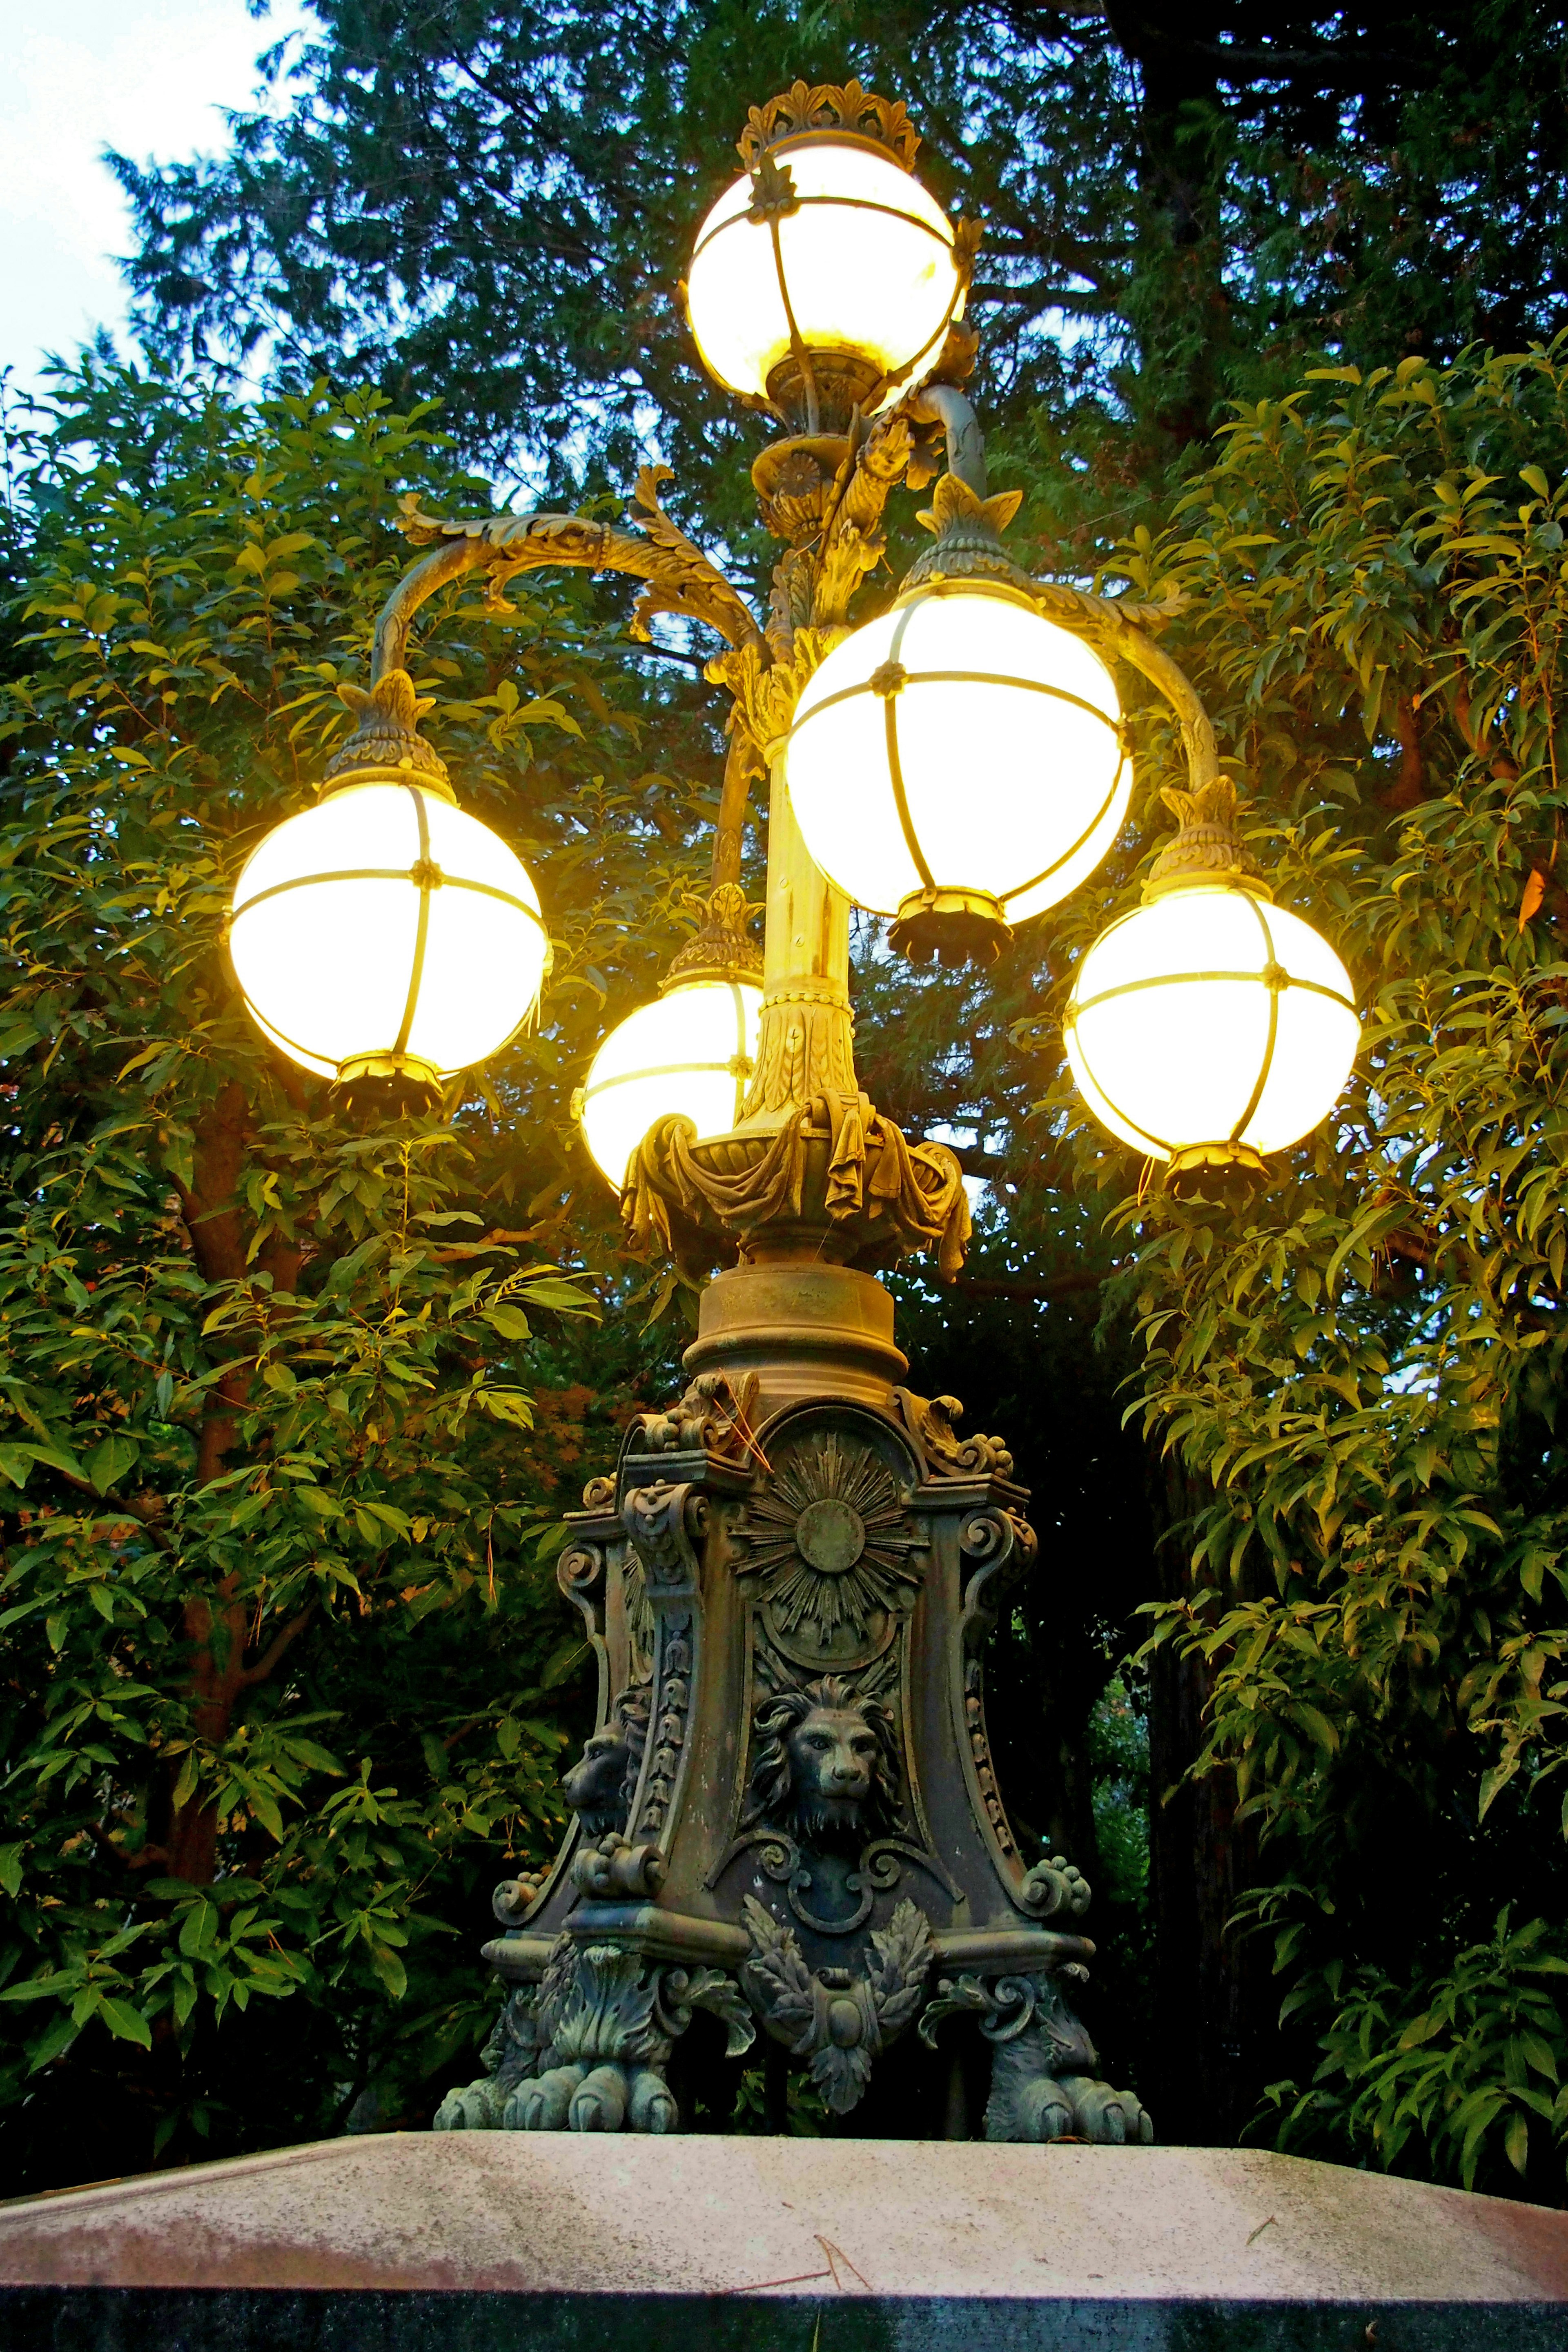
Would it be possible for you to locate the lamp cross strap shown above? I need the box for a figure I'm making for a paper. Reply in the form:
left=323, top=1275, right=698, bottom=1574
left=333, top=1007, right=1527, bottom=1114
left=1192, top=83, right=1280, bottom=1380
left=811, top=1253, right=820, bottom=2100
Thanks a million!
left=227, top=767, right=549, bottom=1085
left=788, top=609, right=1132, bottom=914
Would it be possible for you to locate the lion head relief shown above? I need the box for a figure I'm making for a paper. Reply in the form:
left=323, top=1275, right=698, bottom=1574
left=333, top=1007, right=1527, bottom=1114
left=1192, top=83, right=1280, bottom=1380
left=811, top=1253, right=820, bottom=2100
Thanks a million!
left=560, top=1684, right=651, bottom=1840
left=743, top=1674, right=906, bottom=1852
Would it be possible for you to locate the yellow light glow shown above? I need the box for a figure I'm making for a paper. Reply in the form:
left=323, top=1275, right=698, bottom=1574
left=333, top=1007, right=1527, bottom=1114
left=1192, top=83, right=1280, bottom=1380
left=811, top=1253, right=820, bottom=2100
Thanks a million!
left=685, top=141, right=961, bottom=407
left=1064, top=882, right=1359, bottom=1162
left=785, top=585, right=1130, bottom=925
left=229, top=782, right=548, bottom=1082
left=579, top=979, right=764, bottom=1189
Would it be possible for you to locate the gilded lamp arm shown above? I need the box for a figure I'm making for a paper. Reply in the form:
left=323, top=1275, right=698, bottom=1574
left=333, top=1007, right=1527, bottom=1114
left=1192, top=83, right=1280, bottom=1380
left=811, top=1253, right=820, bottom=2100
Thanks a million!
left=713, top=728, right=766, bottom=890
left=368, top=480, right=771, bottom=893
left=372, top=537, right=492, bottom=680
left=1029, top=582, right=1219, bottom=795
left=392, top=471, right=765, bottom=664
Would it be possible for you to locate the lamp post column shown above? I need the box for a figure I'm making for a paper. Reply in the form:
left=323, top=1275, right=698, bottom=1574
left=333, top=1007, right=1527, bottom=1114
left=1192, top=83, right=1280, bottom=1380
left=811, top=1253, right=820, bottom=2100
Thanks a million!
left=741, top=750, right=857, bottom=1127
left=682, top=746, right=909, bottom=1412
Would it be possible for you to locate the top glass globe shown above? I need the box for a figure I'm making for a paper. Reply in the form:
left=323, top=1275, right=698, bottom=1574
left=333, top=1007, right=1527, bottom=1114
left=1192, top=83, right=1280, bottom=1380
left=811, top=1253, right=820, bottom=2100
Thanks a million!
left=685, top=107, right=964, bottom=424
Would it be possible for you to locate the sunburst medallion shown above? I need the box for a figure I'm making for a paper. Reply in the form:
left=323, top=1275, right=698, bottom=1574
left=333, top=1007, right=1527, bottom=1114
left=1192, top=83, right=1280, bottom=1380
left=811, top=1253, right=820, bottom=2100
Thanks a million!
left=733, top=1432, right=925, bottom=1668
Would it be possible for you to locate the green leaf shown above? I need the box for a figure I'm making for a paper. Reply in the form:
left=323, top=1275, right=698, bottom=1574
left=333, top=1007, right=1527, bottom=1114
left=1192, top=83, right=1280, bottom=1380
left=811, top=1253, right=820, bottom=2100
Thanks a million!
left=86, top=1434, right=139, bottom=1496
left=97, top=1998, right=154, bottom=2050
left=480, top=1303, right=532, bottom=1342
left=1293, top=1704, right=1341, bottom=1756
left=247, top=1789, right=286, bottom=1842
left=178, top=1900, right=220, bottom=1959
left=22, top=1444, right=87, bottom=1486
left=26, top=2013, right=81, bottom=2074
left=370, top=1947, right=408, bottom=2000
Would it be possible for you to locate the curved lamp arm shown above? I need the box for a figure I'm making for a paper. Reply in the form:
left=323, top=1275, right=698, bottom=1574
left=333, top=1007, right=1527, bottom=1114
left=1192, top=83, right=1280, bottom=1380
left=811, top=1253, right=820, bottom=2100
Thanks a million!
left=1038, top=586, right=1221, bottom=794
left=372, top=537, right=491, bottom=679
left=359, top=472, right=768, bottom=894
left=385, top=469, right=765, bottom=674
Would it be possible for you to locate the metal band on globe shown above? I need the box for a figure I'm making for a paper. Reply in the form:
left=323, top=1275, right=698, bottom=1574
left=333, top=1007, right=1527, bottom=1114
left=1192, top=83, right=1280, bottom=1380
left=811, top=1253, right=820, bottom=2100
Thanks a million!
left=786, top=595, right=1127, bottom=912
left=228, top=780, right=547, bottom=1082
left=1065, top=886, right=1358, bottom=1158
left=578, top=980, right=757, bottom=1137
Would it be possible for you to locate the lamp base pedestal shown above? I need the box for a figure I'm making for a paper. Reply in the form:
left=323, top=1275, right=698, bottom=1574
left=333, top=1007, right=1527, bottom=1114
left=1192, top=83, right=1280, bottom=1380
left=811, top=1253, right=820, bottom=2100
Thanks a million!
left=443, top=1243, right=1154, bottom=2151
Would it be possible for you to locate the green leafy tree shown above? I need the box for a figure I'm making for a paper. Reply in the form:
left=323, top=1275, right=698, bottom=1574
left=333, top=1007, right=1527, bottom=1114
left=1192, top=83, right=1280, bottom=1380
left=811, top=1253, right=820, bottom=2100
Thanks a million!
left=1029, top=339, right=1568, bottom=2196
left=0, top=363, right=708, bottom=2191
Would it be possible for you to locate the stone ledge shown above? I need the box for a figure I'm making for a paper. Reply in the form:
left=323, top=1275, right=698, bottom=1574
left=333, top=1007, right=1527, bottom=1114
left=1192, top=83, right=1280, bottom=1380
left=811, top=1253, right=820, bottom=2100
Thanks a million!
left=2, top=2133, right=1565, bottom=2350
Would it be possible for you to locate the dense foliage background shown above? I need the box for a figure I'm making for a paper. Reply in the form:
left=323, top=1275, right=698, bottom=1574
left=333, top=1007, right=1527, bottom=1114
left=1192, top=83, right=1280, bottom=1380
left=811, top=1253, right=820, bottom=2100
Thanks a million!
left=2, top=0, right=1567, bottom=2197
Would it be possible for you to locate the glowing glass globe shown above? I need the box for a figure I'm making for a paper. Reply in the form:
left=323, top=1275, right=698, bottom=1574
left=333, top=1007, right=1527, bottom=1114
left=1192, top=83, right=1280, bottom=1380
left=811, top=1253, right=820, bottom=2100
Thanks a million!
left=1065, top=879, right=1359, bottom=1174
left=229, top=782, right=548, bottom=1085
left=686, top=139, right=962, bottom=418
left=578, top=978, right=764, bottom=1190
left=786, top=584, right=1130, bottom=960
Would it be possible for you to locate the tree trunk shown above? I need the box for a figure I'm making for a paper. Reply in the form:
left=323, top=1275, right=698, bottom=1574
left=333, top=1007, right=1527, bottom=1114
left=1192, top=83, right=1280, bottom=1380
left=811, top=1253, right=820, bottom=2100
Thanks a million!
left=156, top=1078, right=304, bottom=1883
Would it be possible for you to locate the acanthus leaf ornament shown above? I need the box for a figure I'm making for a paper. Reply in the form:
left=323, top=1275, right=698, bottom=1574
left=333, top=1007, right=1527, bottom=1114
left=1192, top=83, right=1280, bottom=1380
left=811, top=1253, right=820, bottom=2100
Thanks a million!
left=741, top=1893, right=932, bottom=2115
left=894, top=1389, right=1015, bottom=1481
left=737, top=80, right=923, bottom=170
left=629, top=1368, right=763, bottom=1470
left=394, top=476, right=764, bottom=658
left=323, top=667, right=454, bottom=796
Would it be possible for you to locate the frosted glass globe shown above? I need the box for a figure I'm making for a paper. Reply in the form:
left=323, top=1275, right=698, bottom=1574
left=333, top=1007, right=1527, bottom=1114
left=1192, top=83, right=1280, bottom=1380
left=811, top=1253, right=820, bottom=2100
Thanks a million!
left=229, top=782, right=548, bottom=1083
left=579, top=979, right=764, bottom=1189
left=1065, top=882, right=1359, bottom=1164
left=786, top=586, right=1130, bottom=934
left=686, top=141, right=962, bottom=409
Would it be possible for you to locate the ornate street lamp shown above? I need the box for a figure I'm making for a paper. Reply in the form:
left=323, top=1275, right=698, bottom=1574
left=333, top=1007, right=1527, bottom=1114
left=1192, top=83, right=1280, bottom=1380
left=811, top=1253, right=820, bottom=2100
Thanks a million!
left=224, top=80, right=1361, bottom=2153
